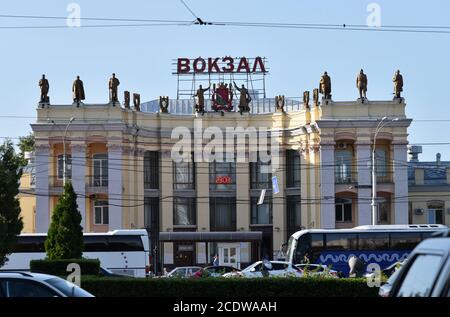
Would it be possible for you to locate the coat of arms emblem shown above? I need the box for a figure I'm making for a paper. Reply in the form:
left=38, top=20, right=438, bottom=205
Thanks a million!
left=212, top=82, right=233, bottom=112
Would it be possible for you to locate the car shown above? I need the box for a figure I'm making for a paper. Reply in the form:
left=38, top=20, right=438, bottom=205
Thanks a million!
left=192, top=265, right=241, bottom=278
left=0, top=272, right=94, bottom=297
left=378, top=263, right=404, bottom=297
left=163, top=266, right=202, bottom=278
left=295, top=264, right=341, bottom=278
left=223, top=260, right=303, bottom=278
left=99, top=267, right=128, bottom=278
left=389, top=229, right=450, bottom=297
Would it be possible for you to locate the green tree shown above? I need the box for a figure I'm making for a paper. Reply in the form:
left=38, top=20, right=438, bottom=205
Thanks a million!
left=0, top=140, right=24, bottom=267
left=17, top=133, right=35, bottom=167
left=45, top=182, right=84, bottom=259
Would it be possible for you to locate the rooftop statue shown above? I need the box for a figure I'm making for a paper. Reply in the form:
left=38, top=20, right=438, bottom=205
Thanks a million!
left=356, top=69, right=368, bottom=100
left=319, top=72, right=331, bottom=99
left=72, top=76, right=85, bottom=104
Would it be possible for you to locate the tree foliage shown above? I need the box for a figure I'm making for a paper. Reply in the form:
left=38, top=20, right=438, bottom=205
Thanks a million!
left=0, top=140, right=24, bottom=267
left=45, top=182, right=84, bottom=259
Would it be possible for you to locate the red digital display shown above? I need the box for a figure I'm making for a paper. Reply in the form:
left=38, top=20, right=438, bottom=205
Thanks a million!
left=215, top=176, right=232, bottom=184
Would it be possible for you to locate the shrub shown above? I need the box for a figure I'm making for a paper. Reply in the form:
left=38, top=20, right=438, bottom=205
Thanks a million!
left=80, top=277, right=378, bottom=297
left=45, top=182, right=84, bottom=260
left=30, top=258, right=100, bottom=276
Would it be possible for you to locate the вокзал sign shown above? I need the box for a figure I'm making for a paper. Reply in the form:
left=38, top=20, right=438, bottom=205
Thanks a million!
left=177, top=57, right=267, bottom=74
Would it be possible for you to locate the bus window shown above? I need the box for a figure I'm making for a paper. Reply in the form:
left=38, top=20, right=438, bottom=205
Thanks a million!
left=294, top=234, right=310, bottom=263
left=310, top=233, right=324, bottom=263
left=13, top=236, right=46, bottom=253
left=390, top=232, right=422, bottom=250
left=325, top=233, right=357, bottom=251
left=358, top=233, right=389, bottom=250
left=84, top=236, right=108, bottom=252
left=107, top=235, right=144, bottom=251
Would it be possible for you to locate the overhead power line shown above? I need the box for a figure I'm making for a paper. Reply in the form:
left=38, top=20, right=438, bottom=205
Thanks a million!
left=1, top=14, right=450, bottom=34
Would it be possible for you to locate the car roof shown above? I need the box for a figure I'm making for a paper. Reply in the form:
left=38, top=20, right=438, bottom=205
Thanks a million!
left=413, top=237, right=450, bottom=254
left=0, top=272, right=60, bottom=281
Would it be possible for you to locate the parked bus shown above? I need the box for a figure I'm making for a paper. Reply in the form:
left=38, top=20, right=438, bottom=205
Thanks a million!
left=285, top=225, right=448, bottom=277
left=0, top=230, right=150, bottom=278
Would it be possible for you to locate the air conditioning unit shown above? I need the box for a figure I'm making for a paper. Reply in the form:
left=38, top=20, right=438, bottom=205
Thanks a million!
left=414, top=208, right=424, bottom=215
left=337, top=143, right=347, bottom=150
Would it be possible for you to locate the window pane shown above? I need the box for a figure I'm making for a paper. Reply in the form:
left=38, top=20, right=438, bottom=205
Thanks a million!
left=335, top=150, right=352, bottom=183
left=103, top=207, right=109, bottom=225
left=84, top=236, right=108, bottom=252
left=335, top=205, right=343, bottom=222
left=326, top=233, right=357, bottom=251
left=174, top=198, right=196, bottom=225
left=344, top=204, right=352, bottom=221
left=7, top=279, right=57, bottom=297
left=390, top=233, right=421, bottom=250
left=358, top=233, right=389, bottom=250
left=397, top=254, right=443, bottom=297
left=286, top=150, right=300, bottom=188
left=210, top=197, right=236, bottom=231
left=251, top=198, right=272, bottom=225
left=375, top=149, right=387, bottom=177
left=107, top=236, right=144, bottom=251
left=94, top=207, right=102, bottom=224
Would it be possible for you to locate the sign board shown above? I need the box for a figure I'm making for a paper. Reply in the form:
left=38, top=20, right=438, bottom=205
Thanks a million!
left=176, top=57, right=267, bottom=74
left=257, top=189, right=266, bottom=205
left=272, top=176, right=280, bottom=194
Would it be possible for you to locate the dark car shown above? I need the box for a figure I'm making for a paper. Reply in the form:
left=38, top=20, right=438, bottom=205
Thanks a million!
left=389, top=230, right=450, bottom=297
left=99, top=267, right=129, bottom=278
left=193, top=266, right=241, bottom=278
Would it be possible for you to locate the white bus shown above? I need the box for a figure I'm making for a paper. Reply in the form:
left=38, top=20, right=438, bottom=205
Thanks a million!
left=285, top=224, right=448, bottom=277
left=1, top=230, right=150, bottom=278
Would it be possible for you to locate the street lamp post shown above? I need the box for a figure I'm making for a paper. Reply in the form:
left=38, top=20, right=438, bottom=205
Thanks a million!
left=63, top=117, right=75, bottom=185
left=371, top=117, right=398, bottom=225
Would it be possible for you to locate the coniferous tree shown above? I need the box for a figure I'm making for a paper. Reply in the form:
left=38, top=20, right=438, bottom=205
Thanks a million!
left=0, top=140, right=24, bottom=267
left=45, top=182, right=84, bottom=259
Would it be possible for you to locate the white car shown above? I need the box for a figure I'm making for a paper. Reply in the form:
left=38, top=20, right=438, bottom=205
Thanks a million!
left=163, top=266, right=202, bottom=278
left=223, top=260, right=303, bottom=278
left=0, top=272, right=94, bottom=297
left=295, top=264, right=340, bottom=278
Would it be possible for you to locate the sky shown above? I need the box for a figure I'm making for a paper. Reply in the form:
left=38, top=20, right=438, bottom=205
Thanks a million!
left=0, top=0, right=449, bottom=161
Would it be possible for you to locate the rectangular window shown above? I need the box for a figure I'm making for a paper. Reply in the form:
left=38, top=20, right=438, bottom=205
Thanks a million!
left=325, top=233, right=357, bottom=251
left=250, top=158, right=272, bottom=189
left=209, top=161, right=236, bottom=191
left=251, top=197, right=273, bottom=225
left=94, top=200, right=109, bottom=225
left=375, top=148, right=388, bottom=178
left=335, top=150, right=353, bottom=183
left=210, top=197, right=236, bottom=231
left=173, top=154, right=195, bottom=190
left=335, top=198, right=352, bottom=222
left=358, top=233, right=389, bottom=250
left=173, top=197, right=196, bottom=226
left=57, top=154, right=72, bottom=180
left=286, top=150, right=300, bottom=188
left=286, top=196, right=301, bottom=239
left=93, top=154, right=108, bottom=187
left=377, top=198, right=390, bottom=223
left=390, top=233, right=422, bottom=250
left=144, top=151, right=159, bottom=189
left=428, top=209, right=444, bottom=224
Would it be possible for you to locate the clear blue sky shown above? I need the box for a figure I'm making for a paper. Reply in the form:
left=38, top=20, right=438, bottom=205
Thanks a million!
left=0, top=0, right=449, bottom=161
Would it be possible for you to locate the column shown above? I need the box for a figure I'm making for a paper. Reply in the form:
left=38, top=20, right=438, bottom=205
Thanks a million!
left=272, top=149, right=285, bottom=256
left=71, top=143, right=86, bottom=231
left=108, top=143, right=123, bottom=230
left=35, top=143, right=50, bottom=232
left=196, top=161, right=210, bottom=231
left=393, top=143, right=408, bottom=224
left=236, top=162, right=250, bottom=231
left=160, top=150, right=173, bottom=265
left=356, top=143, right=372, bottom=225
left=320, top=144, right=335, bottom=229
